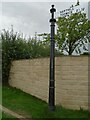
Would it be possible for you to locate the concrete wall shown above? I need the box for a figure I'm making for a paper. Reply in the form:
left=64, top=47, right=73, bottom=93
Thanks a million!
left=9, top=56, right=89, bottom=110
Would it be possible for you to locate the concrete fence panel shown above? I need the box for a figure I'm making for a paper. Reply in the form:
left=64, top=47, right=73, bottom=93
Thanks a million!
left=9, top=56, right=89, bottom=110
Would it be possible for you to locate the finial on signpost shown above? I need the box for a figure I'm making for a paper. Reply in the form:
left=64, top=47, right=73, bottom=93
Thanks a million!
left=50, top=5, right=56, bottom=22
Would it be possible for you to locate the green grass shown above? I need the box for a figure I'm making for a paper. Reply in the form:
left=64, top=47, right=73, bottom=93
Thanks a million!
left=2, top=112, right=15, bottom=118
left=0, top=85, right=2, bottom=104
left=2, top=86, right=89, bottom=119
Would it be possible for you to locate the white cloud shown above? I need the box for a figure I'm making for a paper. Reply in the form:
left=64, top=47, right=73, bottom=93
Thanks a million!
left=1, top=1, right=89, bottom=37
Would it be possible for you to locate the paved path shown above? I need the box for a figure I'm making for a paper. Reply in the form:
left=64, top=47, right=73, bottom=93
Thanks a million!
left=0, top=104, right=32, bottom=120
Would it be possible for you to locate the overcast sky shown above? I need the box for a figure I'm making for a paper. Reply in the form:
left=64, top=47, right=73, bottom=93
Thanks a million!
left=0, top=0, right=89, bottom=37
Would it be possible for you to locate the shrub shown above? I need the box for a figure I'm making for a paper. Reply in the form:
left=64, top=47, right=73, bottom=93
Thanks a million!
left=1, top=27, right=62, bottom=85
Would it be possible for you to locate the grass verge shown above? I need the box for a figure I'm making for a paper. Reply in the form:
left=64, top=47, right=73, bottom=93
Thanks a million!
left=2, top=86, right=89, bottom=119
left=2, top=112, right=15, bottom=118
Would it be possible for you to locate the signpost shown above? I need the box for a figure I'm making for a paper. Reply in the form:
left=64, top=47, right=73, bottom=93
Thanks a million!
left=49, top=5, right=56, bottom=111
left=60, top=0, right=84, bottom=18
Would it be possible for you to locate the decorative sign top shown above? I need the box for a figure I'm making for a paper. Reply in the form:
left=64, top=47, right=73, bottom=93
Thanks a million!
left=60, top=4, right=85, bottom=17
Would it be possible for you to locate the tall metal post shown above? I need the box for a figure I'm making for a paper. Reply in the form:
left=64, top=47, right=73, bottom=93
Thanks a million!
left=49, top=5, right=56, bottom=111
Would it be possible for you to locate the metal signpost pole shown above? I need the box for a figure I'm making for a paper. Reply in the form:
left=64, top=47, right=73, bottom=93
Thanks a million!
left=49, top=5, right=56, bottom=111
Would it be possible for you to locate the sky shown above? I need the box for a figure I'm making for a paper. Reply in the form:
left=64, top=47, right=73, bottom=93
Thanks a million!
left=0, top=0, right=89, bottom=38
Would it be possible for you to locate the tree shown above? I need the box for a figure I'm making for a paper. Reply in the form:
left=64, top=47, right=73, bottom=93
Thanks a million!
left=56, top=11, right=90, bottom=55
left=38, top=33, right=63, bottom=56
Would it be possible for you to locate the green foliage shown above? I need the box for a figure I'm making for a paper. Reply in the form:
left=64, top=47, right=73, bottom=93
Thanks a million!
left=81, top=52, right=90, bottom=55
left=1, top=29, right=17, bottom=84
left=38, top=33, right=63, bottom=56
left=1, top=28, right=51, bottom=84
left=1, top=27, right=62, bottom=84
left=56, top=11, right=90, bottom=55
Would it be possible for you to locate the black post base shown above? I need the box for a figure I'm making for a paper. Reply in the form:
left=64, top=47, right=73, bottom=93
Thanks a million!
left=49, top=106, right=55, bottom=111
